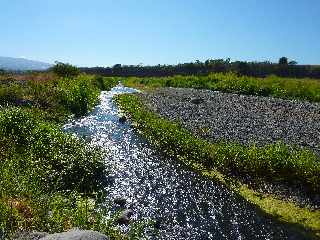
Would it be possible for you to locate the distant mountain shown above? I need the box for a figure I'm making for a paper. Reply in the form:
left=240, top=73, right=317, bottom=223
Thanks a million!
left=0, top=56, right=52, bottom=71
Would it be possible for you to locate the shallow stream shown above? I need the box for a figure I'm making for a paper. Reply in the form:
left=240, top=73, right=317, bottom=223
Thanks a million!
left=63, top=86, right=302, bottom=240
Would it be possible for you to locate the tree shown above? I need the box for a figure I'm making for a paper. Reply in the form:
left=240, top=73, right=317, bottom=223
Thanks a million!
left=288, top=60, right=298, bottom=65
left=51, top=62, right=80, bottom=78
left=237, top=61, right=250, bottom=76
left=278, top=57, right=288, bottom=65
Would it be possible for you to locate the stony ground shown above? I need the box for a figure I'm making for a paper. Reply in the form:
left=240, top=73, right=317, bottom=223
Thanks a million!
left=139, top=87, right=320, bottom=207
left=140, top=87, right=320, bottom=154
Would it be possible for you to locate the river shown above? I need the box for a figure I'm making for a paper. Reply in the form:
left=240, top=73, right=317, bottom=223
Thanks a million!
left=63, top=86, right=302, bottom=240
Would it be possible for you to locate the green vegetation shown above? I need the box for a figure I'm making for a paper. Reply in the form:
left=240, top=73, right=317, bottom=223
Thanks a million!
left=51, top=62, right=81, bottom=78
left=81, top=58, right=320, bottom=79
left=115, top=94, right=320, bottom=191
left=0, top=69, right=127, bottom=238
left=92, top=76, right=119, bottom=91
left=115, top=94, right=320, bottom=238
left=0, top=73, right=119, bottom=121
left=0, top=108, right=114, bottom=237
left=123, top=72, right=320, bottom=102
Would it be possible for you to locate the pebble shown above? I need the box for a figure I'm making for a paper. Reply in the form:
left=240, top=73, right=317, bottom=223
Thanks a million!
left=140, top=87, right=320, bottom=154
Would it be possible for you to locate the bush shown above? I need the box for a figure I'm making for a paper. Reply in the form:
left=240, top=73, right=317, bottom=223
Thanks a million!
left=92, top=76, right=119, bottom=91
left=0, top=74, right=107, bottom=121
left=0, top=69, right=6, bottom=76
left=0, top=108, right=106, bottom=193
left=0, top=82, right=24, bottom=106
left=57, top=76, right=100, bottom=117
left=51, top=62, right=80, bottom=78
left=0, top=108, right=113, bottom=237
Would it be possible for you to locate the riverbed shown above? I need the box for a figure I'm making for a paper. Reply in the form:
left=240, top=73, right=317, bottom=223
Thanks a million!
left=63, top=86, right=304, bottom=240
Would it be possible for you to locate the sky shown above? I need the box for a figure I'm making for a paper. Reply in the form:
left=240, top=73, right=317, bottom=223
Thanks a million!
left=1, top=0, right=319, bottom=66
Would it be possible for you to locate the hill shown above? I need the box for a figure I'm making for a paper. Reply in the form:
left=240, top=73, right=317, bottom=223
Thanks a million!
left=0, top=56, right=52, bottom=71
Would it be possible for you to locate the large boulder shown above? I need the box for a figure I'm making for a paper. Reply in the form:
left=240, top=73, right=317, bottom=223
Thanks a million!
left=118, top=115, right=127, bottom=124
left=116, top=209, right=134, bottom=225
left=15, top=230, right=109, bottom=240
left=190, top=98, right=204, bottom=104
left=13, top=232, right=48, bottom=240
left=114, top=197, right=127, bottom=208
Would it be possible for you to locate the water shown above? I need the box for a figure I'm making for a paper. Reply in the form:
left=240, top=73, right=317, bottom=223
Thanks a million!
left=63, top=86, right=302, bottom=240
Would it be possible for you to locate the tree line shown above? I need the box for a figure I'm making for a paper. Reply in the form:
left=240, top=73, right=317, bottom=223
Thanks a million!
left=80, top=57, right=320, bottom=79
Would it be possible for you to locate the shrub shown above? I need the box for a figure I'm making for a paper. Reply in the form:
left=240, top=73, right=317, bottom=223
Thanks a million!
left=0, top=82, right=24, bottom=106
left=0, top=108, right=106, bottom=193
left=51, top=62, right=80, bottom=78
left=92, top=76, right=119, bottom=91
left=57, top=76, right=100, bottom=117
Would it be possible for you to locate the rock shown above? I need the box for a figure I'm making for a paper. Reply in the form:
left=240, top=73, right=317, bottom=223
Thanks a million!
left=13, top=231, right=48, bottom=240
left=118, top=116, right=127, bottom=123
left=116, top=209, right=134, bottom=225
left=15, top=99, right=33, bottom=107
left=190, top=98, right=204, bottom=104
left=105, top=175, right=116, bottom=184
left=114, top=197, right=126, bottom=208
left=41, top=230, right=109, bottom=240
left=154, top=219, right=162, bottom=229
left=82, top=135, right=92, bottom=142
left=14, top=230, right=109, bottom=240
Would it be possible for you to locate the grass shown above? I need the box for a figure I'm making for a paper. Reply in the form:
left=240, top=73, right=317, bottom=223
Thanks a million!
left=0, top=73, right=141, bottom=239
left=122, top=72, right=320, bottom=102
left=115, top=93, right=320, bottom=239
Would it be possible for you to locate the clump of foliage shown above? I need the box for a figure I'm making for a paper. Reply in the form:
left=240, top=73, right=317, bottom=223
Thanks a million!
left=0, top=82, right=24, bottom=106
left=0, top=69, right=6, bottom=76
left=123, top=72, right=320, bottom=102
left=56, top=75, right=100, bottom=117
left=0, top=108, right=113, bottom=237
left=0, top=193, right=127, bottom=239
left=51, top=62, right=80, bottom=78
left=0, top=73, right=118, bottom=121
left=92, top=76, right=119, bottom=91
left=0, top=108, right=105, bottom=193
left=115, top=94, right=320, bottom=192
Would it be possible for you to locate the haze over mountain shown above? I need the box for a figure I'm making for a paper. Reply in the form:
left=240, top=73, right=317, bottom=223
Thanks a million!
left=0, top=56, right=52, bottom=71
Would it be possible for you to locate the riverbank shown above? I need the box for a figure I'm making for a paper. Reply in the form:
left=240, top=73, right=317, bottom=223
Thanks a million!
left=115, top=90, right=320, bottom=239
left=140, top=87, right=320, bottom=205
left=0, top=73, right=125, bottom=239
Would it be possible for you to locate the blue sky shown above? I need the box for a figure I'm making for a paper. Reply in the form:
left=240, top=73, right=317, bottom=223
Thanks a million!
left=1, top=0, right=319, bottom=66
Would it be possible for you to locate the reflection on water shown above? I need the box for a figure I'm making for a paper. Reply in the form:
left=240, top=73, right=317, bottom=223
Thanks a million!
left=63, top=85, right=301, bottom=240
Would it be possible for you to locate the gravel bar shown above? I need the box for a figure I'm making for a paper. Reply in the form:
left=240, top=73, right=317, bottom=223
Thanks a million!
left=140, top=87, right=320, bottom=155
